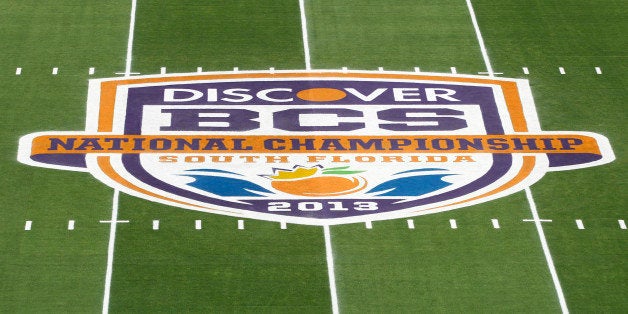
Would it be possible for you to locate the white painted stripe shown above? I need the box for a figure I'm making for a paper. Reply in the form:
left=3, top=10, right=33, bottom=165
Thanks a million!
left=24, top=220, right=32, bottom=231
left=465, top=0, right=495, bottom=76
left=341, top=66, right=348, bottom=73
left=52, top=67, right=58, bottom=75
left=123, top=0, right=137, bottom=77
left=575, top=219, right=585, bottom=230
left=102, top=190, right=121, bottom=314
left=16, top=67, right=22, bottom=75
left=269, top=67, right=275, bottom=73
left=323, top=225, right=339, bottom=314
left=89, top=67, right=95, bottom=75
left=595, top=67, right=602, bottom=74
left=238, top=219, right=244, bottom=230
left=414, top=67, right=421, bottom=72
left=449, top=219, right=457, bottom=229
left=450, top=67, right=457, bottom=74
left=619, top=220, right=626, bottom=230
left=378, top=67, right=384, bottom=71
left=233, top=66, right=239, bottom=72
left=365, top=221, right=372, bottom=229
left=152, top=220, right=159, bottom=230
left=298, top=0, right=312, bottom=70
left=467, top=2, right=568, bottom=307
left=559, top=67, right=566, bottom=75
left=280, top=221, right=287, bottom=229
left=68, top=220, right=75, bottom=230
left=197, top=67, right=203, bottom=73
left=523, top=67, right=529, bottom=74
left=526, top=188, right=569, bottom=313
left=407, top=219, right=415, bottom=229
left=160, top=67, right=166, bottom=74
left=195, top=220, right=202, bottom=230
left=492, top=218, right=500, bottom=229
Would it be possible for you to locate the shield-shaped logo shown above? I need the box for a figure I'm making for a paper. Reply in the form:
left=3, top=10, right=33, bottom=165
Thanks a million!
left=18, top=70, right=614, bottom=225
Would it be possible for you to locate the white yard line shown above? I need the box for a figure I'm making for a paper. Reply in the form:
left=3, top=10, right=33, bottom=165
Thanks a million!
left=299, top=2, right=339, bottom=312
left=526, top=188, right=569, bottom=313
left=323, top=225, right=340, bottom=314
left=102, top=1, right=137, bottom=313
left=466, top=1, right=568, bottom=313
left=102, top=190, right=120, bottom=314
left=298, top=0, right=312, bottom=70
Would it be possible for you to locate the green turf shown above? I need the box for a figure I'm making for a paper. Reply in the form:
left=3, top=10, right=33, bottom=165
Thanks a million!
left=0, top=1, right=132, bottom=312
left=0, top=0, right=625, bottom=312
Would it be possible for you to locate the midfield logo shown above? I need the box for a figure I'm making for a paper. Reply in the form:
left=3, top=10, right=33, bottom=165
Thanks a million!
left=18, top=71, right=614, bottom=225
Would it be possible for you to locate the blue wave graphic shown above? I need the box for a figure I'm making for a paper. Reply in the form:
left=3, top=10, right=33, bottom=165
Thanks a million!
left=367, top=169, right=453, bottom=196
left=182, top=169, right=273, bottom=197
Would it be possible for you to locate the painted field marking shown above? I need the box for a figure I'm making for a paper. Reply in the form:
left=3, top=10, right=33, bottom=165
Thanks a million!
left=195, top=219, right=202, bottom=230
left=160, top=67, right=166, bottom=74
left=197, top=67, right=203, bottom=73
left=269, top=67, right=275, bottom=74
left=323, top=225, right=339, bottom=314
left=559, top=67, right=566, bottom=75
left=89, top=67, right=95, bottom=75
left=280, top=221, right=287, bottom=229
left=523, top=218, right=553, bottom=223
left=575, top=219, right=585, bottom=230
left=365, top=221, right=372, bottom=229
left=407, top=219, right=415, bottom=229
left=233, top=66, right=239, bottom=72
left=342, top=66, right=348, bottom=73
left=115, top=71, right=140, bottom=76
left=449, top=219, right=457, bottom=229
left=52, top=67, right=58, bottom=75
left=492, top=218, right=500, bottom=229
left=595, top=67, right=602, bottom=74
left=414, top=67, right=421, bottom=72
left=298, top=0, right=311, bottom=70
left=619, top=220, right=627, bottom=230
left=152, top=220, right=159, bottom=230
left=523, top=67, right=530, bottom=74
left=450, top=66, right=457, bottom=74
left=24, top=220, right=32, bottom=231
left=16, top=67, right=22, bottom=75
left=378, top=66, right=384, bottom=71
left=68, top=220, right=75, bottom=230
left=238, top=219, right=244, bottom=230
left=478, top=71, right=503, bottom=75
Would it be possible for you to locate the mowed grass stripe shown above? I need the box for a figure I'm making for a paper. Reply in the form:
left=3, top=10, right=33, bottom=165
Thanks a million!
left=108, top=1, right=331, bottom=312
left=304, top=0, right=561, bottom=312
left=0, top=1, right=132, bottom=312
left=473, top=0, right=627, bottom=311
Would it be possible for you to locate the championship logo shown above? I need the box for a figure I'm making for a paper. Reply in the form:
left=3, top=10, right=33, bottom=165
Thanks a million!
left=18, top=71, right=614, bottom=225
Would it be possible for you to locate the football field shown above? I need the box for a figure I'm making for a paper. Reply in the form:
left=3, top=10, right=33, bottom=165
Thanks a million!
left=1, top=0, right=626, bottom=312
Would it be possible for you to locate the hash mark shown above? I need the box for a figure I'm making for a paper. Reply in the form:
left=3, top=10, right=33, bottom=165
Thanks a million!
left=197, top=67, right=203, bottom=73
left=233, top=67, right=239, bottom=72
left=89, top=67, right=95, bottom=75
left=595, top=67, right=602, bottom=74
left=492, top=218, right=500, bottom=229
left=160, top=67, right=166, bottom=74
left=342, top=67, right=348, bottom=73
left=414, top=67, right=421, bottom=72
left=559, top=67, right=566, bottom=75
left=378, top=67, right=384, bottom=71
left=575, top=219, right=585, bottom=230
left=195, top=219, right=202, bottom=230
left=449, top=219, right=457, bottom=229
left=522, top=67, right=529, bottom=75
left=152, top=220, right=159, bottom=230
left=619, top=220, right=626, bottom=230
left=52, top=67, right=58, bottom=75
left=238, top=219, right=244, bottom=230
left=407, top=219, right=415, bottom=229
left=450, top=67, right=457, bottom=74
left=24, top=220, right=32, bottom=231
left=68, top=220, right=75, bottom=230
left=16, top=67, right=22, bottom=75
left=365, top=221, right=372, bottom=229
left=280, top=221, right=287, bottom=229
